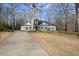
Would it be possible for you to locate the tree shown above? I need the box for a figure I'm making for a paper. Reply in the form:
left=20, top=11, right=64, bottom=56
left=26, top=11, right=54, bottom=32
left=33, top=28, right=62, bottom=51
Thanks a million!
left=45, top=4, right=55, bottom=24
left=24, top=3, right=36, bottom=30
left=34, top=19, right=39, bottom=30
left=61, top=3, right=69, bottom=31
left=0, top=3, right=5, bottom=31
left=0, top=3, right=2, bottom=20
left=75, top=3, right=79, bottom=32
left=31, top=3, right=37, bottom=30
left=55, top=17, right=63, bottom=31
left=54, top=4, right=65, bottom=31
left=8, top=4, right=17, bottom=30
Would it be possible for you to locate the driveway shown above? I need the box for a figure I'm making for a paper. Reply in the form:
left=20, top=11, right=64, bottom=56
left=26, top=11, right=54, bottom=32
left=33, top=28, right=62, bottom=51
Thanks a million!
left=0, top=31, right=48, bottom=56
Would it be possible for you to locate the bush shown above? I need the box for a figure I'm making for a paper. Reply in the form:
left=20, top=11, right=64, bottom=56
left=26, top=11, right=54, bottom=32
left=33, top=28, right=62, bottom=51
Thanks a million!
left=27, top=30, right=38, bottom=32
left=3, top=29, right=14, bottom=32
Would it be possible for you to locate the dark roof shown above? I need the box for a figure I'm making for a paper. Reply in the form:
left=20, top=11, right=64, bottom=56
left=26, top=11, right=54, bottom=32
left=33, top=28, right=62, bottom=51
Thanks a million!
left=38, top=21, right=55, bottom=26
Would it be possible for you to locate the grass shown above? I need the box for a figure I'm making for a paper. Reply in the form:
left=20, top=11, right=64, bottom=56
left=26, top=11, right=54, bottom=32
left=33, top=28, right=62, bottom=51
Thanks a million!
left=0, top=32, right=12, bottom=42
left=58, top=31, right=79, bottom=36
left=29, top=31, right=79, bottom=56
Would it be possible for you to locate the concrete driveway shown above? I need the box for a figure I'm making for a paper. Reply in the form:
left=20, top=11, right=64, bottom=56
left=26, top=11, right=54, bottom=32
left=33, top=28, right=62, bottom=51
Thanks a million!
left=0, top=31, right=48, bottom=56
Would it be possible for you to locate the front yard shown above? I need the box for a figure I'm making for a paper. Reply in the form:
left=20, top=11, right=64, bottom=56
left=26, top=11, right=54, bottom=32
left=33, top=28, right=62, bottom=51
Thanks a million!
left=0, top=32, right=12, bottom=42
left=29, top=31, right=79, bottom=56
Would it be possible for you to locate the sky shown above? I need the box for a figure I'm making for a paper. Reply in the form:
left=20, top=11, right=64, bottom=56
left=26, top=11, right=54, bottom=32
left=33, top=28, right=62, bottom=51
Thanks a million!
left=2, top=3, right=76, bottom=21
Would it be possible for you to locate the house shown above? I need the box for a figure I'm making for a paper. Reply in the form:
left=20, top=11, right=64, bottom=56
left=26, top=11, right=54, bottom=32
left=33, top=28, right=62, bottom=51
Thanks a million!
left=38, top=22, right=56, bottom=31
left=20, top=22, right=32, bottom=31
left=20, top=20, right=56, bottom=31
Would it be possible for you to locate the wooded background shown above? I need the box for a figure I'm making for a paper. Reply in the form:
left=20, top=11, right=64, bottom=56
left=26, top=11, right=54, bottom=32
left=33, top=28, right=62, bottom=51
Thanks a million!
left=0, top=3, right=79, bottom=32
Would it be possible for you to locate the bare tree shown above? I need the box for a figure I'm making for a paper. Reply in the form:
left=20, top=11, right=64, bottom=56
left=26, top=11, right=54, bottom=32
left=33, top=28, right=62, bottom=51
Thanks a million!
left=24, top=3, right=36, bottom=30
left=0, top=4, right=1, bottom=19
left=31, top=3, right=37, bottom=30
left=55, top=4, right=76, bottom=32
left=75, top=3, right=79, bottom=32
left=0, top=3, right=2, bottom=21
left=61, top=3, right=69, bottom=31
left=54, top=4, right=65, bottom=31
left=0, top=3, right=2, bottom=30
left=8, top=4, right=17, bottom=30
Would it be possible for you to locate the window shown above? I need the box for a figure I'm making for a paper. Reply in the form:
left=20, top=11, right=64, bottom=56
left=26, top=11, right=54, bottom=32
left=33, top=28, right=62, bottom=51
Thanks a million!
left=45, top=27, right=47, bottom=29
left=26, top=27, right=28, bottom=29
left=38, top=27, right=40, bottom=28
left=41, top=27, right=43, bottom=29
left=52, top=28, right=54, bottom=29
left=29, top=27, right=31, bottom=29
left=33, top=27, right=35, bottom=29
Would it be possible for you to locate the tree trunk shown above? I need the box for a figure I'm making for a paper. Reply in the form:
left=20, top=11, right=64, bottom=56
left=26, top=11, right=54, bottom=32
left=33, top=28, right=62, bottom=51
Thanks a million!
left=0, top=5, right=1, bottom=17
left=31, top=4, right=36, bottom=30
left=75, top=3, right=79, bottom=32
left=64, top=4, right=68, bottom=31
